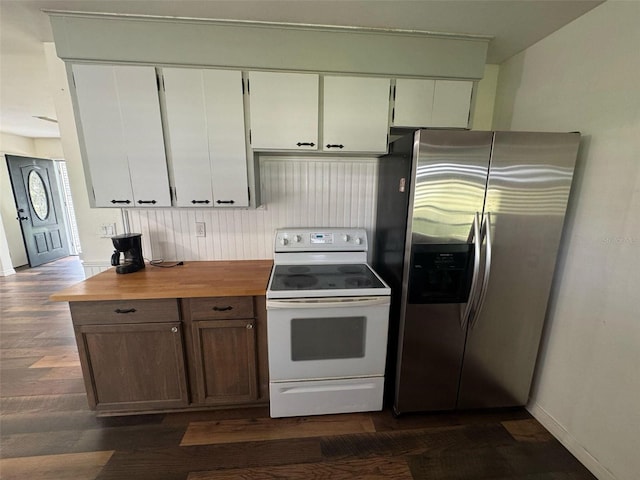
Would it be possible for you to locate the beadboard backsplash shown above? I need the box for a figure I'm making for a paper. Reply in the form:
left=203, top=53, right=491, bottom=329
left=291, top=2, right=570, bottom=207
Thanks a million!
left=127, top=156, right=379, bottom=262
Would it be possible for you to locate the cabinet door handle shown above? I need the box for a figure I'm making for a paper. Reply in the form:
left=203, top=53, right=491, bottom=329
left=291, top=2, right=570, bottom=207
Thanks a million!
left=191, top=200, right=211, bottom=204
left=111, top=199, right=131, bottom=204
left=296, top=142, right=315, bottom=147
left=216, top=200, right=235, bottom=205
left=137, top=200, right=157, bottom=205
left=325, top=144, right=344, bottom=149
left=212, top=306, right=233, bottom=312
left=114, top=308, right=137, bottom=314
left=171, top=326, right=178, bottom=333
left=246, top=323, right=253, bottom=329
left=16, top=216, right=28, bottom=221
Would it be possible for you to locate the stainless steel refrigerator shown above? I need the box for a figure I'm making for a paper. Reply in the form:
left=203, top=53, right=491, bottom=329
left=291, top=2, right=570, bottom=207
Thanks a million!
left=373, top=130, right=580, bottom=414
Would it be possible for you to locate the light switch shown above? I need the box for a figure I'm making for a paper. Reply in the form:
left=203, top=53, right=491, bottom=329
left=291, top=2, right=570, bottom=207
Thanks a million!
left=99, top=223, right=116, bottom=238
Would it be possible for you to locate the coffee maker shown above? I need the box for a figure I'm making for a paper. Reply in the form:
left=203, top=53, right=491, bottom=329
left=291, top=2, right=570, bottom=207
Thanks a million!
left=110, top=233, right=145, bottom=274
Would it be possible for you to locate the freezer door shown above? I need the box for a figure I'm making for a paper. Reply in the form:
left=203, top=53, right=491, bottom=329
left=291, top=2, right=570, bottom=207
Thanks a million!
left=395, top=303, right=466, bottom=413
left=411, top=130, right=492, bottom=243
left=394, top=130, right=492, bottom=413
left=457, top=132, right=580, bottom=408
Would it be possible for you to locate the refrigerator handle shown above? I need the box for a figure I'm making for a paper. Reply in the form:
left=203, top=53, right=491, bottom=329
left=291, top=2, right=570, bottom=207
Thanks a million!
left=460, top=212, right=482, bottom=330
left=471, top=212, right=493, bottom=329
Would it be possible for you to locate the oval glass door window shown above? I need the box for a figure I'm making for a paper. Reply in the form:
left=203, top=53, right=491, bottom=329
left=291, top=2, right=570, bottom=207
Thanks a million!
left=28, top=170, right=50, bottom=220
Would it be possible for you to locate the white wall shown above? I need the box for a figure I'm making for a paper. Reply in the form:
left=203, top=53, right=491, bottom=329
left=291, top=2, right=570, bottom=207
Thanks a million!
left=0, top=132, right=35, bottom=267
left=471, top=64, right=499, bottom=131
left=493, top=2, right=640, bottom=480
left=34, top=138, right=65, bottom=159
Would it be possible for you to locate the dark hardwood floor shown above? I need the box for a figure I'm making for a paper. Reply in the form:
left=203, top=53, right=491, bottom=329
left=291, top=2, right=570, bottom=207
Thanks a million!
left=0, top=257, right=596, bottom=479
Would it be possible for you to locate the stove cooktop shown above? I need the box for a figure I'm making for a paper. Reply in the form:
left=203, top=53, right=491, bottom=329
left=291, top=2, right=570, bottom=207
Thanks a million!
left=268, top=263, right=389, bottom=297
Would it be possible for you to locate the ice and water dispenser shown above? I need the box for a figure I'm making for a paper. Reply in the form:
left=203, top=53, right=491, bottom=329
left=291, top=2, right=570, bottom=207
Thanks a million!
left=408, top=244, right=474, bottom=304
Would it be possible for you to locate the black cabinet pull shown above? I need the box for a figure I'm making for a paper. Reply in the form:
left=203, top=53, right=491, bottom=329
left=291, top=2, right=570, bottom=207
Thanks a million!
left=296, top=142, right=315, bottom=147
left=216, top=200, right=235, bottom=204
left=137, top=200, right=157, bottom=205
left=191, top=200, right=211, bottom=204
left=111, top=199, right=131, bottom=204
left=114, top=308, right=137, bottom=314
left=326, top=144, right=344, bottom=149
left=16, top=216, right=28, bottom=221
left=212, top=306, right=233, bottom=312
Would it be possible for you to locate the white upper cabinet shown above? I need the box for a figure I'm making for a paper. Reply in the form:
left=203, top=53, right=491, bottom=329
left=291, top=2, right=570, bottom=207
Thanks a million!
left=322, top=76, right=391, bottom=153
left=393, top=78, right=473, bottom=128
left=162, top=68, right=249, bottom=207
left=393, top=78, right=435, bottom=127
left=72, top=64, right=170, bottom=207
left=248, top=72, right=319, bottom=151
left=432, top=80, right=473, bottom=128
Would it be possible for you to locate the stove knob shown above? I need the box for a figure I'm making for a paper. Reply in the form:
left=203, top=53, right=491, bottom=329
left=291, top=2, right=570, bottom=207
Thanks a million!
left=292, top=235, right=301, bottom=243
left=342, top=234, right=350, bottom=242
left=280, top=237, right=289, bottom=246
left=354, top=237, right=362, bottom=245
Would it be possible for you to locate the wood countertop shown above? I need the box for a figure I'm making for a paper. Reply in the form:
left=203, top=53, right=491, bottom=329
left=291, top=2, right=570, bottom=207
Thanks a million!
left=50, top=260, right=273, bottom=302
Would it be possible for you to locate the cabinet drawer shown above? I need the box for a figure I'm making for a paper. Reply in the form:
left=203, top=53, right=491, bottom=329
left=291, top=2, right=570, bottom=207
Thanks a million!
left=70, top=299, right=180, bottom=325
left=188, top=297, right=254, bottom=320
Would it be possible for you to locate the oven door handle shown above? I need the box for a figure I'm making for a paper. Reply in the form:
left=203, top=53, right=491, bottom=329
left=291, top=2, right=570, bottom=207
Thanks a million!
left=267, top=296, right=390, bottom=309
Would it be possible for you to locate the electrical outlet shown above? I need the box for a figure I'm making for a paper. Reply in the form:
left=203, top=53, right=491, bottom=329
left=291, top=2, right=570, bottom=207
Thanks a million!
left=195, top=222, right=206, bottom=237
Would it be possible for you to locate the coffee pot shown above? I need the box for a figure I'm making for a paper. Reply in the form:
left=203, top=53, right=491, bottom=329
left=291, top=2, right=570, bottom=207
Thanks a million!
left=110, top=233, right=145, bottom=274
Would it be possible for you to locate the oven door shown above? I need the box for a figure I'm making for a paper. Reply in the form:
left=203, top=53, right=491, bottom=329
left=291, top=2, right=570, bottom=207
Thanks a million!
left=266, top=296, right=390, bottom=382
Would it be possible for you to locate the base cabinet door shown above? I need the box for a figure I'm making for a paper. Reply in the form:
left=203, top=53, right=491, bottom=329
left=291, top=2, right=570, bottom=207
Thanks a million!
left=191, top=318, right=258, bottom=404
left=75, top=322, right=189, bottom=411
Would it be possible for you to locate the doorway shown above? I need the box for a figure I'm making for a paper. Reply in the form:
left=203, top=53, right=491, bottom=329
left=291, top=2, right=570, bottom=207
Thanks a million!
left=6, top=155, right=73, bottom=267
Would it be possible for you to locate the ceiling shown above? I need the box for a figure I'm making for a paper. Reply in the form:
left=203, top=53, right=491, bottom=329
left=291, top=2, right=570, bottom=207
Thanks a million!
left=0, top=0, right=604, bottom=139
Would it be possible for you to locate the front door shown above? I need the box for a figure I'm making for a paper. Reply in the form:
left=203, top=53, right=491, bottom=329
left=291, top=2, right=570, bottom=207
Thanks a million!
left=6, top=155, right=70, bottom=267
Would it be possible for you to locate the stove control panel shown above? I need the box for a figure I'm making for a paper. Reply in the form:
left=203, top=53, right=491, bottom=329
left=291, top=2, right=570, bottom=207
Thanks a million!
left=275, top=228, right=368, bottom=252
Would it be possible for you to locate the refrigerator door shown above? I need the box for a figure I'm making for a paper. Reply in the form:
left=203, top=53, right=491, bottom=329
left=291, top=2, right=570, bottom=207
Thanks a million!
left=394, top=130, right=492, bottom=413
left=410, top=130, right=493, bottom=243
left=396, top=303, right=466, bottom=412
left=457, top=132, right=580, bottom=408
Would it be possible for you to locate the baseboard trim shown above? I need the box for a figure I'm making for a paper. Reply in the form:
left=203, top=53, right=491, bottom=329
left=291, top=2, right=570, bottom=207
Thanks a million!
left=527, top=402, right=616, bottom=480
left=0, top=267, right=16, bottom=276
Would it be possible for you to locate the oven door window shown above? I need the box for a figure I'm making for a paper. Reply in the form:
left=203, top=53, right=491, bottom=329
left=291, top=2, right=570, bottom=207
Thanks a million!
left=291, top=316, right=366, bottom=361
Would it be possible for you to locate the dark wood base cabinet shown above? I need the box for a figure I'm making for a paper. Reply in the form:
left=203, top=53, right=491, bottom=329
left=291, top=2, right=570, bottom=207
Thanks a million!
left=69, top=296, right=269, bottom=414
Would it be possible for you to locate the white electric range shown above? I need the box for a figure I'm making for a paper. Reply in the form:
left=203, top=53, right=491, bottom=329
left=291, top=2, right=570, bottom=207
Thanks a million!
left=266, top=228, right=391, bottom=418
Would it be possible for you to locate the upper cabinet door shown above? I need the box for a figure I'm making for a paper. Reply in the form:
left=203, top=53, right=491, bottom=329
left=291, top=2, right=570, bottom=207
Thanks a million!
left=72, top=64, right=170, bottom=207
left=393, top=78, right=473, bottom=129
left=393, top=78, right=435, bottom=127
left=163, top=68, right=249, bottom=207
left=248, top=72, right=319, bottom=151
left=431, top=80, right=473, bottom=129
left=163, top=68, right=213, bottom=207
left=203, top=70, right=249, bottom=207
left=323, top=76, right=391, bottom=153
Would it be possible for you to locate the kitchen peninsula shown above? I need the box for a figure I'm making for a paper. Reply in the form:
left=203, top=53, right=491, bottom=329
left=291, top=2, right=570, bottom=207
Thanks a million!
left=50, top=260, right=273, bottom=415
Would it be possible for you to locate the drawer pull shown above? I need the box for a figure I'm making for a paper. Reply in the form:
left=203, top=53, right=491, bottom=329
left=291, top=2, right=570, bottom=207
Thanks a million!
left=246, top=323, right=253, bottom=329
left=171, top=327, right=178, bottom=333
left=114, top=308, right=137, bottom=314
left=212, top=306, right=233, bottom=312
